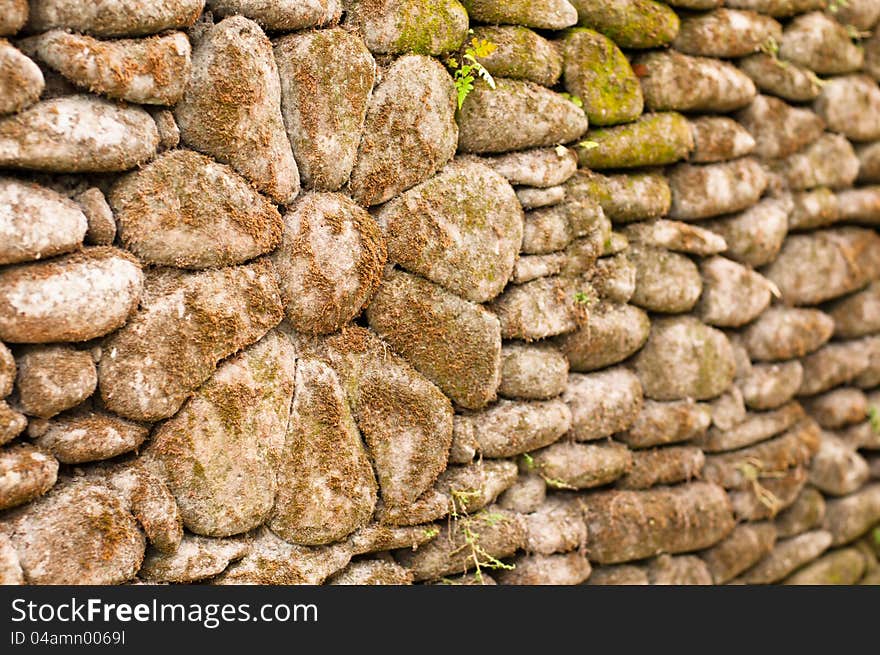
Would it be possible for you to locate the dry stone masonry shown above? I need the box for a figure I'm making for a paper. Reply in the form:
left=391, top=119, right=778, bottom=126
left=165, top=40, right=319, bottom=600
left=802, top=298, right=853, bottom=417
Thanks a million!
left=1, top=0, right=880, bottom=585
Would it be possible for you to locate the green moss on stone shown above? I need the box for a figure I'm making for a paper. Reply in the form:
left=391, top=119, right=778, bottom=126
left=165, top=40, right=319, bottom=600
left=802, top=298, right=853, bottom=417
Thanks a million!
left=570, top=0, right=679, bottom=49
left=577, top=112, right=693, bottom=169
left=562, top=28, right=643, bottom=126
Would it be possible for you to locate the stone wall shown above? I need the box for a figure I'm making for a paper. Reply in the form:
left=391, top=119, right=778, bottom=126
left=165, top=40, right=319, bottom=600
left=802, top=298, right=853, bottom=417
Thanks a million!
left=1, top=0, right=880, bottom=585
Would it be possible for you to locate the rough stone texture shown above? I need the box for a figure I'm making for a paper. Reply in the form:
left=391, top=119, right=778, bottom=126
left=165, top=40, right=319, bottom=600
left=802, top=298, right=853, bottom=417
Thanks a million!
left=770, top=133, right=860, bottom=191
left=0, top=40, right=42, bottom=116
left=779, top=12, right=863, bottom=75
left=207, top=0, right=341, bottom=31
left=699, top=522, right=777, bottom=584
left=576, top=112, right=693, bottom=169
left=814, top=75, right=880, bottom=143
left=146, top=332, right=295, bottom=537
left=776, top=487, right=826, bottom=538
left=301, top=327, right=453, bottom=509
left=3, top=477, right=144, bottom=584
left=569, top=0, right=679, bottom=49
left=0, top=444, right=58, bottom=511
left=618, top=399, right=712, bottom=449
left=556, top=302, right=650, bottom=372
left=111, top=149, right=283, bottom=269
left=635, top=316, right=737, bottom=401
left=346, top=0, right=468, bottom=55
left=580, top=483, right=735, bottom=564
left=458, top=78, right=588, bottom=154
left=454, top=399, right=571, bottom=458
left=828, top=281, right=880, bottom=338
left=490, top=275, right=588, bottom=341
left=478, top=147, right=577, bottom=188
left=673, top=9, right=781, bottom=58
left=732, top=530, right=832, bottom=584
left=174, top=16, right=299, bottom=204
left=628, top=244, right=702, bottom=314
left=0, top=248, right=142, bottom=344
left=738, top=94, right=825, bottom=160
left=274, top=28, right=375, bottom=192
left=0, top=177, right=87, bottom=266
left=27, top=0, right=203, bottom=37
left=98, top=261, right=282, bottom=422
left=623, top=219, right=725, bottom=255
left=269, top=358, right=376, bottom=545
left=705, top=197, right=789, bottom=268
left=469, top=26, right=562, bottom=87
left=2, top=0, right=880, bottom=589
left=742, top=306, right=834, bottom=361
left=21, top=30, right=191, bottom=105
left=0, top=96, right=158, bottom=172
left=698, top=256, right=772, bottom=327
left=739, top=54, right=822, bottom=103
left=14, top=345, right=96, bottom=418
left=272, top=192, right=385, bottom=335
left=636, top=50, right=756, bottom=113
left=688, top=116, right=755, bottom=163
left=376, top=160, right=522, bottom=303
left=459, top=0, right=577, bottom=29
left=367, top=269, right=501, bottom=410
left=764, top=228, right=880, bottom=306
left=561, top=28, right=643, bottom=126
left=0, top=0, right=27, bottom=36
left=564, top=367, right=643, bottom=441
left=350, top=55, right=456, bottom=206
left=668, top=158, right=768, bottom=221
left=498, top=343, right=568, bottom=400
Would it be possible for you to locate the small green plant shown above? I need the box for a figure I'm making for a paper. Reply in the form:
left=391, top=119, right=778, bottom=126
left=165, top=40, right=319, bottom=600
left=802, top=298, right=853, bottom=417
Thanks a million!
left=578, top=140, right=599, bottom=151
left=873, top=526, right=880, bottom=547
left=543, top=476, right=578, bottom=491
left=759, top=36, right=779, bottom=58
left=559, top=92, right=584, bottom=109
left=446, top=32, right=497, bottom=109
left=423, top=526, right=440, bottom=540
left=869, top=405, right=880, bottom=434
left=736, top=457, right=784, bottom=516
left=845, top=24, right=870, bottom=41
left=574, top=291, right=592, bottom=305
left=828, top=0, right=849, bottom=13
left=448, top=483, right=515, bottom=584
left=521, top=452, right=576, bottom=489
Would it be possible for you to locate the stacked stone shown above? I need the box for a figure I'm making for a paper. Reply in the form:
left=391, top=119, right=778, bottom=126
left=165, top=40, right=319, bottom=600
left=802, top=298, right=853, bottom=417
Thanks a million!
left=0, top=0, right=878, bottom=586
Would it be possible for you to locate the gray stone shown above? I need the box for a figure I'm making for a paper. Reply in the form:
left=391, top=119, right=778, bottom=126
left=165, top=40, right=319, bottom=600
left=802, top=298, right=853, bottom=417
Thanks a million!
left=637, top=50, right=756, bottom=113
left=175, top=16, right=299, bottom=204
left=21, top=30, right=190, bottom=105
left=635, top=316, right=736, bottom=401
left=457, top=78, right=588, bottom=154
left=376, top=160, right=522, bottom=303
left=366, top=269, right=501, bottom=410
left=274, top=28, right=373, bottom=192
left=668, top=158, right=767, bottom=221
left=99, top=261, right=282, bottom=422
left=111, top=149, right=284, bottom=269
left=0, top=177, right=87, bottom=266
left=272, top=192, right=385, bottom=335
left=564, top=367, right=643, bottom=441
left=0, top=96, right=158, bottom=172
left=779, top=11, right=863, bottom=74
left=0, top=248, right=142, bottom=344
left=349, top=55, right=457, bottom=205
left=556, top=302, right=650, bottom=372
